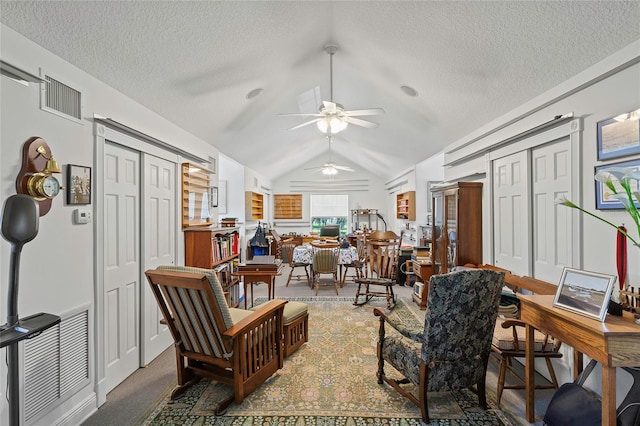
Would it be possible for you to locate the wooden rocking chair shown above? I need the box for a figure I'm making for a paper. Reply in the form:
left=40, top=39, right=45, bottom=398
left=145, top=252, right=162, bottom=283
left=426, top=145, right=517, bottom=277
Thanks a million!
left=145, top=266, right=286, bottom=414
left=353, top=230, right=403, bottom=309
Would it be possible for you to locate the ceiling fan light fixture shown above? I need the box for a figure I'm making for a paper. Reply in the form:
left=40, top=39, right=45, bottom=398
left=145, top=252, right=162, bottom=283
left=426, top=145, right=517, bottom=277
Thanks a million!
left=316, top=116, right=348, bottom=134
left=322, top=165, right=338, bottom=175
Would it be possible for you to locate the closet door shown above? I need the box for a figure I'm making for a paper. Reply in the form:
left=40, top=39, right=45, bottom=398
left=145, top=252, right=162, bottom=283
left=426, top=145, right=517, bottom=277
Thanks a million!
left=531, top=138, right=573, bottom=283
left=141, top=154, right=176, bottom=364
left=493, top=151, right=531, bottom=274
left=104, top=142, right=140, bottom=393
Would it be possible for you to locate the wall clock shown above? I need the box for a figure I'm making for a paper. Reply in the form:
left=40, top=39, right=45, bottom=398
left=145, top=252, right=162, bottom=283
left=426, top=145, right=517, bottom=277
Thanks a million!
left=15, top=137, right=62, bottom=216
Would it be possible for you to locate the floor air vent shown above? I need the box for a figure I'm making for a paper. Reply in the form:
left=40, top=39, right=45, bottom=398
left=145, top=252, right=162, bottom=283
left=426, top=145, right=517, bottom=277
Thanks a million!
left=23, top=309, right=90, bottom=423
left=40, top=72, right=83, bottom=123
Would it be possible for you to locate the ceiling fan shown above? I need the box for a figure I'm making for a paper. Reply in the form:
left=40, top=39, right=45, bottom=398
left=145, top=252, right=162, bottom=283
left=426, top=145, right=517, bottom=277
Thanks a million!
left=304, top=135, right=354, bottom=175
left=280, top=44, right=384, bottom=134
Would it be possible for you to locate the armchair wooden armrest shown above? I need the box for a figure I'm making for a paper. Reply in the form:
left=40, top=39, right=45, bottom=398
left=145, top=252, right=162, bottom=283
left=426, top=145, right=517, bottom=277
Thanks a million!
left=373, top=307, right=424, bottom=343
left=224, top=299, right=287, bottom=338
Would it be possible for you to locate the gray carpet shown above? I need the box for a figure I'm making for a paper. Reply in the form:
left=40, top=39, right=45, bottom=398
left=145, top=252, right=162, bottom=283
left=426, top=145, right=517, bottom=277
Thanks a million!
left=83, top=267, right=555, bottom=425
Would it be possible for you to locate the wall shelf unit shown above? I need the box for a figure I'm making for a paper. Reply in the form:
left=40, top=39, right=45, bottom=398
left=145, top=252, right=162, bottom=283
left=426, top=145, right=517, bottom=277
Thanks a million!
left=274, top=194, right=302, bottom=219
left=245, top=191, right=264, bottom=221
left=396, top=191, right=416, bottom=220
left=181, top=162, right=214, bottom=228
left=351, top=209, right=379, bottom=232
left=184, top=226, right=241, bottom=307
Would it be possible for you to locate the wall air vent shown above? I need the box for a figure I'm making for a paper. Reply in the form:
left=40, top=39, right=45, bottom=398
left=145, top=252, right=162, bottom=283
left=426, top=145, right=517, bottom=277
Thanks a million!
left=23, top=308, right=90, bottom=423
left=40, top=71, right=83, bottom=124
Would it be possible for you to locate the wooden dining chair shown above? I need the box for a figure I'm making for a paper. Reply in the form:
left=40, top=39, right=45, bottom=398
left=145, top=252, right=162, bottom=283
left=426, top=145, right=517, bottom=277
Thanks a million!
left=341, top=234, right=367, bottom=285
left=311, top=246, right=340, bottom=295
left=282, top=242, right=311, bottom=287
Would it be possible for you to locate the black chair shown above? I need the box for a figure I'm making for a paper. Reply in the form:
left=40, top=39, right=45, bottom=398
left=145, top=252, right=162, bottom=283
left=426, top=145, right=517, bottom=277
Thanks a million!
left=319, top=224, right=340, bottom=237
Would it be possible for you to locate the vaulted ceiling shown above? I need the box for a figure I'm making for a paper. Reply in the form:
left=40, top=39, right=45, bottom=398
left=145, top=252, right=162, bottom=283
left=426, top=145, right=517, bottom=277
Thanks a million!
left=1, top=1, right=639, bottom=181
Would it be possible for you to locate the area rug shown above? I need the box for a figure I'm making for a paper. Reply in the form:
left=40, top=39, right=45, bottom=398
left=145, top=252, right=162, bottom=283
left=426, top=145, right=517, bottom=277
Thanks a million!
left=140, top=297, right=513, bottom=425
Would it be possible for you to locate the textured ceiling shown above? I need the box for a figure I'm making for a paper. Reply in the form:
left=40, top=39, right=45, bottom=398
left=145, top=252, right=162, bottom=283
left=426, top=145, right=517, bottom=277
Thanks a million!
left=1, top=1, right=639, bottom=181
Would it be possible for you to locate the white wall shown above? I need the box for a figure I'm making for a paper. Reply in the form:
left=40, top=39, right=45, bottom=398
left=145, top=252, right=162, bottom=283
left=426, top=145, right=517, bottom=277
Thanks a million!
left=415, top=152, right=446, bottom=243
left=0, top=24, right=216, bottom=426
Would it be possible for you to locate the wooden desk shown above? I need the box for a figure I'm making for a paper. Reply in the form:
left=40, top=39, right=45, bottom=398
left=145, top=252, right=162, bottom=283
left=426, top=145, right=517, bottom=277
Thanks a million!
left=236, top=260, right=283, bottom=308
left=519, top=295, right=640, bottom=424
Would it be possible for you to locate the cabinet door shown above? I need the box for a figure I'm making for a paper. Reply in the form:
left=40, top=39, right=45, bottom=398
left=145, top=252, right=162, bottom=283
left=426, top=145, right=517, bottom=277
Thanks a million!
left=432, top=192, right=445, bottom=274
left=445, top=192, right=458, bottom=272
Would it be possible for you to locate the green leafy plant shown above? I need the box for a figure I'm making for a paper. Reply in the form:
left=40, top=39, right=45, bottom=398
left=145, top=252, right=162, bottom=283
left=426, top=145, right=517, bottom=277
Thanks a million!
left=556, top=167, right=640, bottom=246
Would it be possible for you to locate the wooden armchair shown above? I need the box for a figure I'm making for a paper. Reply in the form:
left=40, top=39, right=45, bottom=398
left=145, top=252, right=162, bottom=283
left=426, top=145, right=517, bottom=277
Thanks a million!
left=374, top=269, right=505, bottom=422
left=353, top=230, right=403, bottom=309
left=145, top=265, right=286, bottom=414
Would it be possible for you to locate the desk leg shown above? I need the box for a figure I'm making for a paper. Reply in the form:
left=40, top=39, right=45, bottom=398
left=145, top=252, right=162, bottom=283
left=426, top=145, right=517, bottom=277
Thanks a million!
left=572, top=350, right=584, bottom=380
left=269, top=277, right=274, bottom=300
left=525, top=323, right=535, bottom=423
left=602, top=365, right=617, bottom=425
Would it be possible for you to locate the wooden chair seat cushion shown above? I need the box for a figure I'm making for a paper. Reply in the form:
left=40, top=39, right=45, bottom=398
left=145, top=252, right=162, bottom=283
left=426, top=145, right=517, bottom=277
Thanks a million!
left=250, top=300, right=308, bottom=324
left=229, top=308, right=255, bottom=323
left=492, top=318, right=556, bottom=352
left=282, top=301, right=308, bottom=324
left=355, top=277, right=393, bottom=286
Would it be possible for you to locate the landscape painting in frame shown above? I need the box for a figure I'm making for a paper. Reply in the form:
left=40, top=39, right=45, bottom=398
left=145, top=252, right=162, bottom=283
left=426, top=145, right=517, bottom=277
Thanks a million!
left=553, top=267, right=616, bottom=321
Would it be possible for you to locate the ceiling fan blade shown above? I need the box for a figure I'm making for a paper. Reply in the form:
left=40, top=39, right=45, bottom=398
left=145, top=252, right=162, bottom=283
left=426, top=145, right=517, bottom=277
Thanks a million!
left=288, top=118, right=321, bottom=130
left=322, top=101, right=337, bottom=114
left=344, top=108, right=385, bottom=117
left=278, top=112, right=323, bottom=117
left=344, top=116, right=379, bottom=128
left=334, top=165, right=354, bottom=171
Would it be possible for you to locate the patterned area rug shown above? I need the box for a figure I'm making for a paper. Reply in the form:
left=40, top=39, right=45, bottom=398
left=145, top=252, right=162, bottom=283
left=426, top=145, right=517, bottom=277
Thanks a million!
left=141, top=297, right=512, bottom=425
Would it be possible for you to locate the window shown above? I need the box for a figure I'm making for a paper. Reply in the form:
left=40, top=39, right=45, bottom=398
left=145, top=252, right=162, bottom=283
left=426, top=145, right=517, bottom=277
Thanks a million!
left=310, top=194, right=348, bottom=235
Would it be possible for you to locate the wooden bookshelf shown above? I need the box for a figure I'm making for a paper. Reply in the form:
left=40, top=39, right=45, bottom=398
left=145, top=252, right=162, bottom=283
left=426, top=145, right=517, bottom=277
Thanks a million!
left=181, top=162, right=214, bottom=228
left=184, top=226, right=241, bottom=307
left=274, top=194, right=302, bottom=219
left=245, top=191, right=264, bottom=220
left=396, top=191, right=416, bottom=220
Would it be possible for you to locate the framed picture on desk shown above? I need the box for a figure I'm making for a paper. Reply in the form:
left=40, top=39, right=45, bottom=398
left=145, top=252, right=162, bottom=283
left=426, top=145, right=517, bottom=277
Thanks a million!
left=553, top=267, right=616, bottom=321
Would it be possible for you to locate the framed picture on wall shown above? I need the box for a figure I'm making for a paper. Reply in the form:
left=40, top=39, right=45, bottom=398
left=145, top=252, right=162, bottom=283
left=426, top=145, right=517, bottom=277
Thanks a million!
left=67, top=164, right=91, bottom=205
left=210, top=186, right=218, bottom=208
left=594, top=159, right=640, bottom=210
left=553, top=267, right=616, bottom=322
left=596, top=111, right=640, bottom=161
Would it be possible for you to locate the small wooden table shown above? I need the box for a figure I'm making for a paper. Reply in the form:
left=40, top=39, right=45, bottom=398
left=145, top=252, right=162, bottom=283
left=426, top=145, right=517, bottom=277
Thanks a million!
left=236, top=259, right=283, bottom=308
left=410, top=259, right=434, bottom=310
left=519, top=294, right=640, bottom=424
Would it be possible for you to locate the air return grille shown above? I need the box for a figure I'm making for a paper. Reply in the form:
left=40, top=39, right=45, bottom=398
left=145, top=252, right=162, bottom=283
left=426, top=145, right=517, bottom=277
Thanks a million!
left=41, top=73, right=82, bottom=123
left=23, top=309, right=90, bottom=423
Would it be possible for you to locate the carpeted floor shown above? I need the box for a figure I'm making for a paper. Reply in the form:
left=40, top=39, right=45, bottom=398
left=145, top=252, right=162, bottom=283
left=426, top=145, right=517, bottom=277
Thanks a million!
left=138, top=297, right=512, bottom=425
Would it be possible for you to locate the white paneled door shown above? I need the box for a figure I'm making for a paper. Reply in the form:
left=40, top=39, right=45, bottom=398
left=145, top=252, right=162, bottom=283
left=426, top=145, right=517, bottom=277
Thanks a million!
left=531, top=138, right=573, bottom=283
left=104, top=142, right=141, bottom=393
left=493, top=150, right=531, bottom=275
left=141, top=154, right=175, bottom=364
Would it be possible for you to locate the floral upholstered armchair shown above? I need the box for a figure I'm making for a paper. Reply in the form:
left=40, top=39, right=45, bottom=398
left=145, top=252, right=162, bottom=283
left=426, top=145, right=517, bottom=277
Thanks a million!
left=373, top=269, right=504, bottom=422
